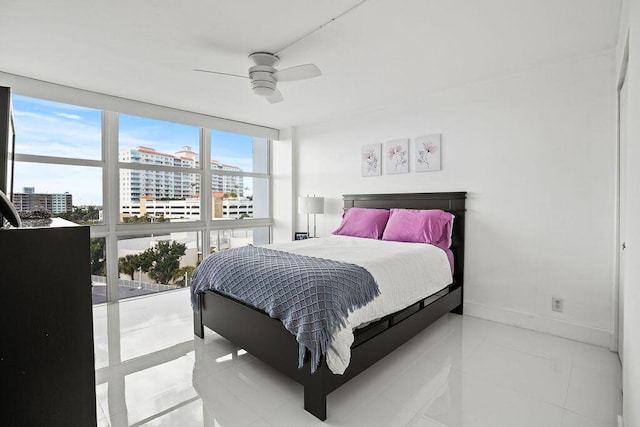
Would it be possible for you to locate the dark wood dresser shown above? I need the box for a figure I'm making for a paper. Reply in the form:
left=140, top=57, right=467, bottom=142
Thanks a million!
left=0, top=226, right=96, bottom=426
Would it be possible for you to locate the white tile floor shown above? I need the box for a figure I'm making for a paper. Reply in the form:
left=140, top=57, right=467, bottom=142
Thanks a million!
left=93, top=289, right=622, bottom=426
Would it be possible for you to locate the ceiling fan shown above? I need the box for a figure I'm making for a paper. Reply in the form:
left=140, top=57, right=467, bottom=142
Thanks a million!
left=195, top=52, right=322, bottom=104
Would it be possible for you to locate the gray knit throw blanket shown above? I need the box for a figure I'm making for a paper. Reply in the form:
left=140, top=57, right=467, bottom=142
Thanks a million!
left=191, top=245, right=380, bottom=372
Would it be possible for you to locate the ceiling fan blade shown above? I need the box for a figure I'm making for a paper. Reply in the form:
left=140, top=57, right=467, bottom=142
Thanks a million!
left=266, top=88, right=284, bottom=104
left=273, top=64, right=321, bottom=82
left=193, top=69, right=249, bottom=79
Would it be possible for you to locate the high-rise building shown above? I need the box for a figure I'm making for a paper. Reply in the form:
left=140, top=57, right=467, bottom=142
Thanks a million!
left=12, top=188, right=72, bottom=214
left=119, top=146, right=244, bottom=204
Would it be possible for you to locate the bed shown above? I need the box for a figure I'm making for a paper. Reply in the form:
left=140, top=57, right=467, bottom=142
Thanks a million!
left=192, top=192, right=466, bottom=421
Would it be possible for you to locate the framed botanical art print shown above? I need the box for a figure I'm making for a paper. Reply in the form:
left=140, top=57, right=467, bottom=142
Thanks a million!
left=415, top=134, right=441, bottom=172
left=361, top=144, right=381, bottom=177
left=384, top=139, right=409, bottom=174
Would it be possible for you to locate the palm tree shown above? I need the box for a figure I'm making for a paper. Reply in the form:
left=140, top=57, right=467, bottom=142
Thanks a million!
left=118, top=254, right=140, bottom=280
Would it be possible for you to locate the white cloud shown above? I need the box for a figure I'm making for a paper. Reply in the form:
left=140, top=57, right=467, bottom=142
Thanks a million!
left=55, top=112, right=83, bottom=120
left=14, top=110, right=101, bottom=160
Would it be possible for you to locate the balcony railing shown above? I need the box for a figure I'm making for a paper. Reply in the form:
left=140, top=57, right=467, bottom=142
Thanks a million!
left=91, top=275, right=181, bottom=293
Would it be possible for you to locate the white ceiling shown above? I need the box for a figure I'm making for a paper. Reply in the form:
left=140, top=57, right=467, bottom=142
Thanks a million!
left=0, top=0, right=621, bottom=130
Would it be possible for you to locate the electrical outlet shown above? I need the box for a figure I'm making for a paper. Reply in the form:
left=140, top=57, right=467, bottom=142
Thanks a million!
left=552, top=297, right=564, bottom=313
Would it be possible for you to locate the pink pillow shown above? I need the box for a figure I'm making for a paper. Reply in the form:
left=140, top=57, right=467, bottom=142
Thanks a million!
left=333, top=208, right=390, bottom=239
left=381, top=208, right=454, bottom=249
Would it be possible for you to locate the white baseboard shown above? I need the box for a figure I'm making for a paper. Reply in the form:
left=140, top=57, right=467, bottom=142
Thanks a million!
left=464, top=301, right=613, bottom=348
left=618, top=415, right=624, bottom=427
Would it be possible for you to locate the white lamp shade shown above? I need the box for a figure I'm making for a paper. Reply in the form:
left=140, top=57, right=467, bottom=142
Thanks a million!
left=298, top=196, right=324, bottom=214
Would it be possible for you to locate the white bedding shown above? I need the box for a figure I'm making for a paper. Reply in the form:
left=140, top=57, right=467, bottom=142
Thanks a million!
left=267, top=235, right=453, bottom=374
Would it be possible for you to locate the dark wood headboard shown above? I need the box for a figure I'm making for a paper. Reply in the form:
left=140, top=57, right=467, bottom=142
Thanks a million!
left=342, top=192, right=466, bottom=292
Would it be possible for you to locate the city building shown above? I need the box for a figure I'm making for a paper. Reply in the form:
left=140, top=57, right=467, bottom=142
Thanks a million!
left=120, top=192, right=253, bottom=220
left=12, top=187, right=72, bottom=214
left=119, top=146, right=244, bottom=205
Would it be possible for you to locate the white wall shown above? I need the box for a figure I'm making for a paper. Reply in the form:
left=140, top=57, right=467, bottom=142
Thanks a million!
left=271, top=128, right=296, bottom=243
left=289, top=51, right=617, bottom=347
left=617, top=0, right=639, bottom=425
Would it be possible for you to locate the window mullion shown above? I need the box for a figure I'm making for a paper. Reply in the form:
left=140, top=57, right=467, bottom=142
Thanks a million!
left=201, top=128, right=212, bottom=259
left=103, top=111, right=120, bottom=303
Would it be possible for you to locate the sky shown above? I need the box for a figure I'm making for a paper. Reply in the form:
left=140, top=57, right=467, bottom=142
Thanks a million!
left=11, top=95, right=258, bottom=205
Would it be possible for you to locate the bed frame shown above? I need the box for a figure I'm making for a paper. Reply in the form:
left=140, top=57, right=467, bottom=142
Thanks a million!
left=193, top=192, right=466, bottom=421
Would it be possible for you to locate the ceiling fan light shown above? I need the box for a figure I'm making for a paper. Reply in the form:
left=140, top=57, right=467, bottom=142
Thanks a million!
left=251, top=79, right=276, bottom=97
left=252, top=85, right=275, bottom=97
left=253, top=87, right=274, bottom=97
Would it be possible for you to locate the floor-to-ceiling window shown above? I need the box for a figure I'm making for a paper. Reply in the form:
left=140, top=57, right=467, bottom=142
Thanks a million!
left=10, top=93, right=273, bottom=304
left=114, top=114, right=203, bottom=302
left=209, top=130, right=271, bottom=250
left=12, top=95, right=103, bottom=224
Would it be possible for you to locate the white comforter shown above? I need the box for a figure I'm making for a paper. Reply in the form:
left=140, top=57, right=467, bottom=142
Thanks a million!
left=267, top=235, right=453, bottom=374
